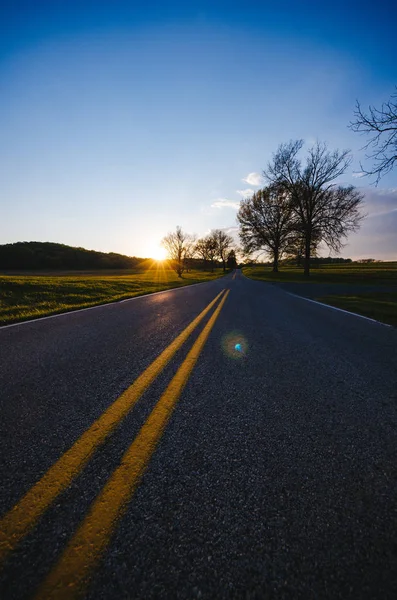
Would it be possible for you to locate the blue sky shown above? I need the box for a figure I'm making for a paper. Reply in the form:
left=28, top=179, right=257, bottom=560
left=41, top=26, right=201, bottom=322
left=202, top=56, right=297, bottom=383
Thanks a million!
left=1, top=0, right=396, bottom=260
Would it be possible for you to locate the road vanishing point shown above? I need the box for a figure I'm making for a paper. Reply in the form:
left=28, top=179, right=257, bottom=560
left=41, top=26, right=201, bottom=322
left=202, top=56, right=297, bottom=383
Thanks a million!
left=0, top=270, right=397, bottom=599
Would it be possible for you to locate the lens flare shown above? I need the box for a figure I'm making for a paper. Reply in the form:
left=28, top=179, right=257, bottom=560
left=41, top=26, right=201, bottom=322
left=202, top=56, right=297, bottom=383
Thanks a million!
left=222, top=332, right=248, bottom=360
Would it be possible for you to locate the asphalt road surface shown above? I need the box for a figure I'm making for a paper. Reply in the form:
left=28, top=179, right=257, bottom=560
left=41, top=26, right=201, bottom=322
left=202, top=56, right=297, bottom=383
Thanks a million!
left=1, top=270, right=397, bottom=600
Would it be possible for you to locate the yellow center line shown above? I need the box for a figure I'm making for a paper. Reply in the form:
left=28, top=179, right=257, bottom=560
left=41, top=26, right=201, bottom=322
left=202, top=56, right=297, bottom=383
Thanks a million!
left=36, top=290, right=230, bottom=600
left=0, top=289, right=226, bottom=564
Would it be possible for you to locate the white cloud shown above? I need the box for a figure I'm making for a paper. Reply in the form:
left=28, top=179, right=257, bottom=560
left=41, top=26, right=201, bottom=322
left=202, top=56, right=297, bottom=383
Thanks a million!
left=236, top=188, right=255, bottom=198
left=352, top=172, right=366, bottom=178
left=242, top=172, right=262, bottom=186
left=344, top=187, right=397, bottom=259
left=361, top=187, right=397, bottom=216
left=211, top=198, right=240, bottom=210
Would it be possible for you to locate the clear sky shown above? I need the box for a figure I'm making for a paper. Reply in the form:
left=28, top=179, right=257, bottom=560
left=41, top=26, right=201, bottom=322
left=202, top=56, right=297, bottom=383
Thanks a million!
left=1, top=0, right=396, bottom=260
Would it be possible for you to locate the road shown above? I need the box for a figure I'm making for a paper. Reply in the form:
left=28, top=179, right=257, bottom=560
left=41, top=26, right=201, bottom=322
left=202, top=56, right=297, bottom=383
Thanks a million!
left=0, top=269, right=397, bottom=600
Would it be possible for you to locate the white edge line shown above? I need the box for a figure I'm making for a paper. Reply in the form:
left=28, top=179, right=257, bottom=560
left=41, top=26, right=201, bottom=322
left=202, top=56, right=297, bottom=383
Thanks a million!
left=0, top=278, right=226, bottom=331
left=287, top=292, right=392, bottom=328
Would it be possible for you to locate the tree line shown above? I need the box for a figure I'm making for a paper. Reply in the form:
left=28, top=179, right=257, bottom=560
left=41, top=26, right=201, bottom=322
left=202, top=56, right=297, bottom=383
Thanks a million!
left=161, top=227, right=237, bottom=277
left=0, top=242, right=143, bottom=270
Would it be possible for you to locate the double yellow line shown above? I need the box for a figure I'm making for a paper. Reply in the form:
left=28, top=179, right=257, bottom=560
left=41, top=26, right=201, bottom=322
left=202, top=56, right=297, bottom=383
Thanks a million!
left=0, top=288, right=229, bottom=599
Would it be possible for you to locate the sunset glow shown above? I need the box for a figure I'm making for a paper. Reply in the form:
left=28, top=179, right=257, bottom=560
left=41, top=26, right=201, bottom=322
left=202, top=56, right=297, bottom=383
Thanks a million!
left=1, top=2, right=396, bottom=260
left=150, top=246, right=168, bottom=261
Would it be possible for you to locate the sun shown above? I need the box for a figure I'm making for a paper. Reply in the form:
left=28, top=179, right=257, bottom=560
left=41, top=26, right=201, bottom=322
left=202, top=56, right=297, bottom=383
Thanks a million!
left=150, top=245, right=168, bottom=261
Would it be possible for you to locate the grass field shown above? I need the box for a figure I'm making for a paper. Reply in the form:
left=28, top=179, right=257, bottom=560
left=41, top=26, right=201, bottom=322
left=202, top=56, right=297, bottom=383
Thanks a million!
left=0, top=264, right=226, bottom=326
left=243, top=262, right=397, bottom=286
left=315, top=293, right=397, bottom=327
left=243, top=262, right=397, bottom=327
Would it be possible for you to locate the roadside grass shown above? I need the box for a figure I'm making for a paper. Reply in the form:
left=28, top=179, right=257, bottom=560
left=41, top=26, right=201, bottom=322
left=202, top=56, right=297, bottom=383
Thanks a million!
left=315, top=293, right=397, bottom=327
left=0, top=265, right=226, bottom=326
left=243, top=262, right=397, bottom=286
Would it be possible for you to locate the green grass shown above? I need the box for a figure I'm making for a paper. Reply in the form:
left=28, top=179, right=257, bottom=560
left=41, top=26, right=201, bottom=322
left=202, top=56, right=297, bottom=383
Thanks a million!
left=315, top=293, right=397, bottom=327
left=0, top=266, right=226, bottom=326
left=243, top=262, right=397, bottom=285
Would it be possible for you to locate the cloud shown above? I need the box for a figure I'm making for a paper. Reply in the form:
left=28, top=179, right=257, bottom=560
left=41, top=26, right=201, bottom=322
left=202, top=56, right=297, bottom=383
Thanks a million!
left=201, top=225, right=238, bottom=235
left=211, top=198, right=240, bottom=210
left=236, top=188, right=255, bottom=198
left=344, top=187, right=397, bottom=259
left=361, top=187, right=397, bottom=216
left=352, top=172, right=366, bottom=178
left=367, top=209, right=397, bottom=234
left=218, top=226, right=240, bottom=245
left=305, top=137, right=317, bottom=146
left=242, top=172, right=262, bottom=186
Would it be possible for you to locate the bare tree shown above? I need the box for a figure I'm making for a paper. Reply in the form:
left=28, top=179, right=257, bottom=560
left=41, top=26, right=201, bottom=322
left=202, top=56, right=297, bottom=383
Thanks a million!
left=264, top=140, right=364, bottom=277
left=237, top=185, right=294, bottom=273
left=349, top=89, right=397, bottom=183
left=212, top=229, right=234, bottom=272
left=285, top=230, right=320, bottom=267
left=226, top=249, right=238, bottom=269
left=195, top=237, right=210, bottom=269
left=161, top=226, right=187, bottom=277
left=183, top=234, right=197, bottom=273
left=205, top=233, right=218, bottom=273
left=194, top=235, right=218, bottom=272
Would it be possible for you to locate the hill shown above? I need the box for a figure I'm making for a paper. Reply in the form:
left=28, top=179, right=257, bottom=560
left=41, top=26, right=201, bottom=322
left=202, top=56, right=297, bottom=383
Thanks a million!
left=0, top=241, right=144, bottom=271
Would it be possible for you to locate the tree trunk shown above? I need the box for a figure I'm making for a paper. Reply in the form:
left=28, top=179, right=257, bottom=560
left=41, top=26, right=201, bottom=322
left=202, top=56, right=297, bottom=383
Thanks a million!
left=272, top=250, right=279, bottom=273
left=222, top=260, right=226, bottom=272
left=304, top=234, right=311, bottom=277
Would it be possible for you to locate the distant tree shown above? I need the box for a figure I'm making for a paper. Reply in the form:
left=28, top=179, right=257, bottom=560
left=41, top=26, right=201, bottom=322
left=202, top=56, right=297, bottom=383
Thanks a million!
left=205, top=232, right=219, bottom=273
left=195, top=237, right=210, bottom=269
left=0, top=241, right=140, bottom=270
left=183, top=234, right=197, bottom=273
left=349, top=88, right=397, bottom=183
left=212, top=229, right=234, bottom=272
left=161, top=226, right=187, bottom=277
left=264, top=140, right=364, bottom=277
left=237, top=185, right=295, bottom=273
left=226, top=249, right=238, bottom=269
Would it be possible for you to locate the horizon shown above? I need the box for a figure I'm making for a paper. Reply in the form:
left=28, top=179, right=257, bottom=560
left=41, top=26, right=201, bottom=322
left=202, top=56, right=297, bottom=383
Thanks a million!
left=1, top=239, right=396, bottom=265
left=1, top=1, right=396, bottom=261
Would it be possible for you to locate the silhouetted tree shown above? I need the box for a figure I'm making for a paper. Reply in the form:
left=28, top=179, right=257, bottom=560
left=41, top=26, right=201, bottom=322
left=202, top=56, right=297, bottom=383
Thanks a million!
left=264, top=140, right=364, bottom=277
left=205, top=233, right=218, bottom=273
left=237, top=185, right=294, bottom=273
left=194, top=237, right=210, bottom=269
left=226, top=249, right=238, bottom=269
left=183, top=234, right=197, bottom=273
left=349, top=88, right=397, bottom=183
left=212, top=229, right=234, bottom=272
left=161, top=226, right=187, bottom=277
left=285, top=230, right=320, bottom=267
